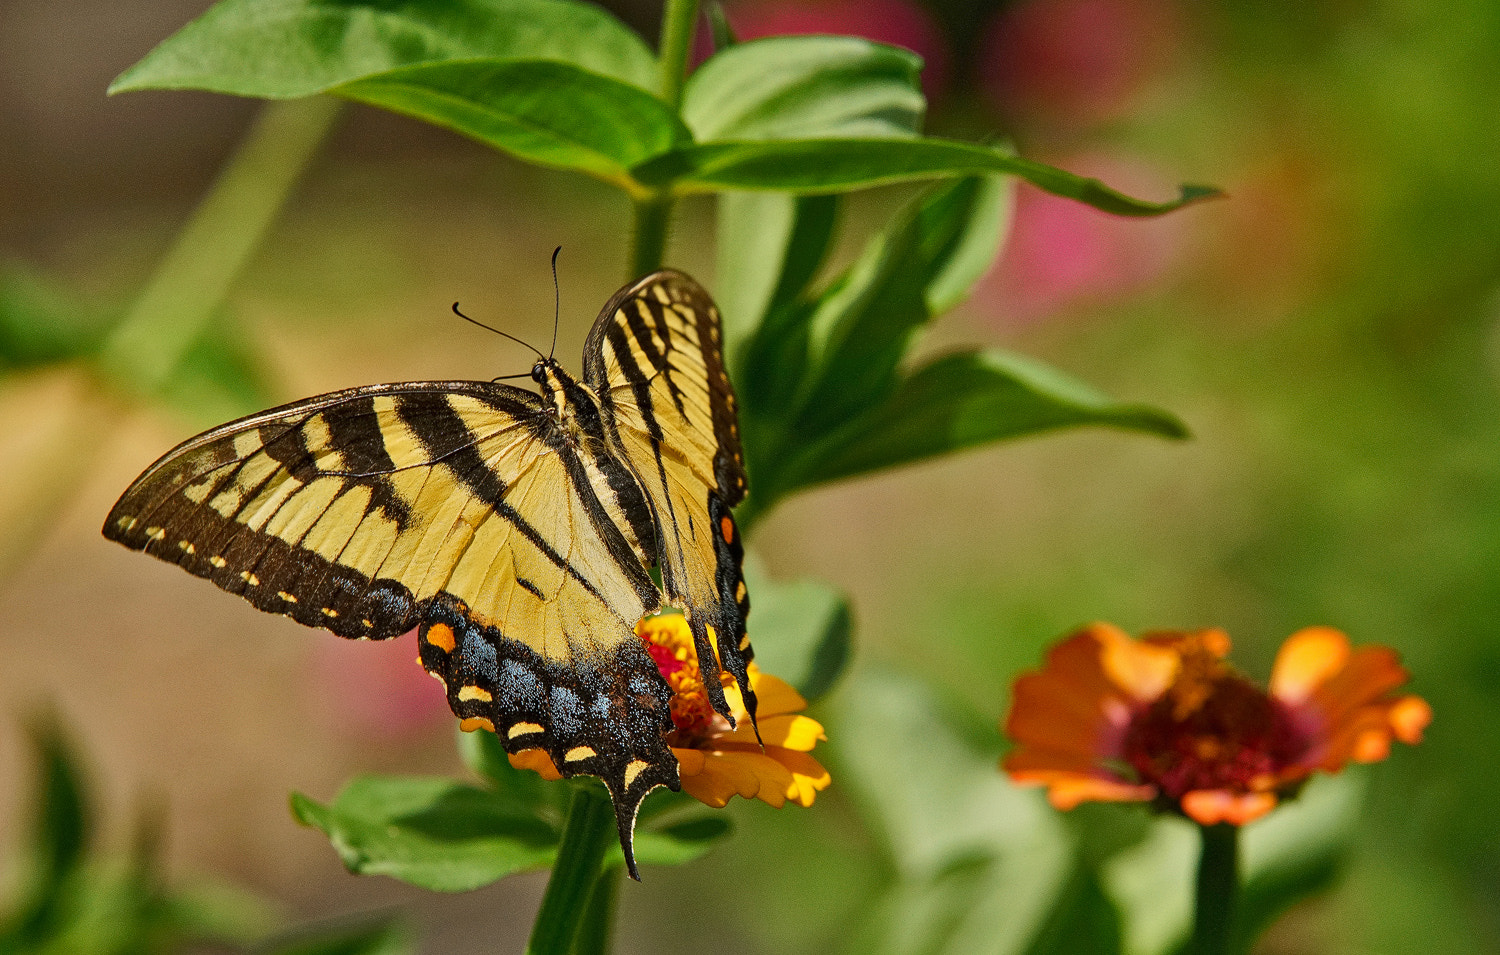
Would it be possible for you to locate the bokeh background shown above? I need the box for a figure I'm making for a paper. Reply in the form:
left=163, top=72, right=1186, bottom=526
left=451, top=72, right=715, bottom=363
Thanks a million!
left=2, top=0, right=1497, bottom=951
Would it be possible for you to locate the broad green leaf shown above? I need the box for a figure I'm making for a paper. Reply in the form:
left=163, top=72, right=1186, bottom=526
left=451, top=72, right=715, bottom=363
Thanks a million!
left=456, top=725, right=567, bottom=819
left=0, top=719, right=91, bottom=949
left=154, top=319, right=276, bottom=429
left=832, top=671, right=1075, bottom=955
left=110, top=0, right=656, bottom=97
left=786, top=348, right=1188, bottom=492
left=335, top=60, right=690, bottom=188
left=0, top=266, right=115, bottom=369
left=260, top=916, right=415, bottom=955
left=799, top=176, right=1010, bottom=432
left=742, top=556, right=852, bottom=702
left=1102, top=774, right=1364, bottom=955
left=291, top=777, right=558, bottom=892
left=613, top=815, right=733, bottom=869
left=738, top=177, right=1009, bottom=509
left=715, top=191, right=838, bottom=356
left=684, top=36, right=923, bottom=143
left=636, top=138, right=1219, bottom=216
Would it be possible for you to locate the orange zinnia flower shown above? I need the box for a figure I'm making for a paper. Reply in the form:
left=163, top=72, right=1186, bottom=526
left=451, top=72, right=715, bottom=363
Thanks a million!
left=510, top=613, right=831, bottom=809
left=1003, top=623, right=1431, bottom=826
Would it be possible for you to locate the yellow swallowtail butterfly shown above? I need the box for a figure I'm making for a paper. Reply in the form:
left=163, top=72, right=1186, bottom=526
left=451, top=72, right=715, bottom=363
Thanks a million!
left=104, top=270, right=753, bottom=877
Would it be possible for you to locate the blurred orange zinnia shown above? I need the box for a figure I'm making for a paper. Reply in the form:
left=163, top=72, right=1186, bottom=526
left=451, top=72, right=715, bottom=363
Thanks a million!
left=1003, top=623, right=1431, bottom=826
left=510, top=613, right=831, bottom=809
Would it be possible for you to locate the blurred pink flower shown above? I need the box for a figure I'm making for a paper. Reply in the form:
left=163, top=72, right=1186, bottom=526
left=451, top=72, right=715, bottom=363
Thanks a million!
left=978, top=154, right=1190, bottom=323
left=309, top=629, right=452, bottom=737
left=979, top=0, right=1179, bottom=125
left=720, top=0, right=950, bottom=99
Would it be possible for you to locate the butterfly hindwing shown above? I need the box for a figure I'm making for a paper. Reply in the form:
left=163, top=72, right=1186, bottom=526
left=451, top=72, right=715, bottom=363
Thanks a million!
left=584, top=272, right=757, bottom=729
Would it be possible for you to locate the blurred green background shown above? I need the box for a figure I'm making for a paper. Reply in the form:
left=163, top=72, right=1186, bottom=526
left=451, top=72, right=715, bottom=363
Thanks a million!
left=1, top=0, right=1495, bottom=952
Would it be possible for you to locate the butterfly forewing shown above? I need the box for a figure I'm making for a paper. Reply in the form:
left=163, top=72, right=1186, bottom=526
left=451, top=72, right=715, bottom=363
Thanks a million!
left=584, top=272, right=757, bottom=727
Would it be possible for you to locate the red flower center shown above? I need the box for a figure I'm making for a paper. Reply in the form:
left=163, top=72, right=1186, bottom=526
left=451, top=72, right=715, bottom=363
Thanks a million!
left=638, top=616, right=722, bottom=741
left=1121, top=643, right=1307, bottom=799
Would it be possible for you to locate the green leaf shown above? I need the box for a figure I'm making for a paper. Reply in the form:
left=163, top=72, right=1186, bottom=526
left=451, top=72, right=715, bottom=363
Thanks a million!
left=291, top=777, right=558, bottom=892
left=683, top=36, right=924, bottom=143
left=615, top=815, right=732, bottom=869
left=335, top=60, right=690, bottom=188
left=153, top=319, right=275, bottom=429
left=1102, top=774, right=1365, bottom=955
left=260, top=915, right=415, bottom=955
left=831, top=671, right=1076, bottom=954
left=716, top=191, right=838, bottom=357
left=738, top=176, right=1009, bottom=508
left=456, top=725, right=567, bottom=819
left=742, top=556, right=852, bottom=702
left=636, top=137, right=1220, bottom=216
left=0, top=718, right=91, bottom=949
left=110, top=0, right=657, bottom=97
left=786, top=348, right=1189, bottom=492
left=0, top=265, right=115, bottom=369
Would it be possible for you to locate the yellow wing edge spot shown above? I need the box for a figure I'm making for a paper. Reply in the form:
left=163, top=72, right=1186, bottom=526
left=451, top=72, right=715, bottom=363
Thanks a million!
left=739, top=635, right=751, bottom=650
left=240, top=571, right=259, bottom=586
left=146, top=526, right=165, bottom=541
left=565, top=746, right=597, bottom=762
left=623, top=759, right=650, bottom=789
left=209, top=556, right=227, bottom=568
left=277, top=591, right=298, bottom=603
left=425, top=623, right=456, bottom=653
left=178, top=540, right=195, bottom=554
left=460, top=716, right=495, bottom=733
left=116, top=516, right=137, bottom=531
left=458, top=685, right=492, bottom=703
left=735, top=581, right=747, bottom=601
left=508, top=721, right=544, bottom=739
left=322, top=607, right=339, bottom=618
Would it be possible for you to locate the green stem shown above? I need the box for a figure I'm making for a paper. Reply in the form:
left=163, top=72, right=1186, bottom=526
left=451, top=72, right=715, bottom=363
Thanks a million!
left=526, top=785, right=616, bottom=955
left=569, top=866, right=622, bottom=955
left=95, top=96, right=343, bottom=395
left=656, top=0, right=701, bottom=110
left=1192, top=823, right=1240, bottom=955
left=626, top=0, right=700, bottom=278
left=630, top=195, right=672, bottom=278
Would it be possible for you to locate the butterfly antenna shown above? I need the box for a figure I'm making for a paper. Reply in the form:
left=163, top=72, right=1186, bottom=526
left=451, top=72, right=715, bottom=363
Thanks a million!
left=452, top=302, right=545, bottom=360
left=549, top=246, right=562, bottom=360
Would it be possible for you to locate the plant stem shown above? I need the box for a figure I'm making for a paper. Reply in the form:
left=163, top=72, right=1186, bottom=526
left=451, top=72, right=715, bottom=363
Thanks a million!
left=630, top=195, right=672, bottom=278
left=525, top=785, right=617, bottom=955
left=95, top=95, right=343, bottom=395
left=627, top=0, right=700, bottom=278
left=569, top=866, right=622, bottom=955
left=1192, top=823, right=1240, bottom=955
left=656, top=0, right=701, bottom=110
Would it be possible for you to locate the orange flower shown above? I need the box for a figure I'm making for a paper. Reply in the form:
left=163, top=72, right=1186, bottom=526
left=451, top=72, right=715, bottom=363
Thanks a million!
left=1003, top=623, right=1430, bottom=826
left=509, top=613, right=831, bottom=809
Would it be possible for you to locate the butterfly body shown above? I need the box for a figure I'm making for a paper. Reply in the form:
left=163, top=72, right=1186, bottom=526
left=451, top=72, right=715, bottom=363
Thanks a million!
left=104, top=271, right=752, bottom=877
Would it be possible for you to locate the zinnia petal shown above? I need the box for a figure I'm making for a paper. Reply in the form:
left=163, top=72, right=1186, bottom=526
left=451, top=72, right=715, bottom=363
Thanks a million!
left=1181, top=789, right=1278, bottom=826
left=1269, top=626, right=1351, bottom=702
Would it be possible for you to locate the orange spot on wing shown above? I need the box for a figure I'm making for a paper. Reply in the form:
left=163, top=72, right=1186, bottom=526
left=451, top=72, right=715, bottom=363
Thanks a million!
left=425, top=623, right=456, bottom=653
left=720, top=516, right=734, bottom=542
left=460, top=716, right=495, bottom=733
